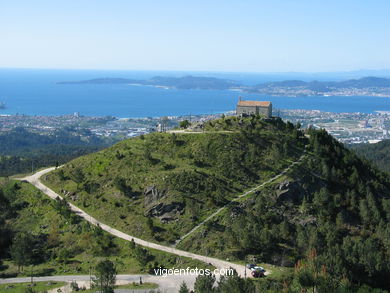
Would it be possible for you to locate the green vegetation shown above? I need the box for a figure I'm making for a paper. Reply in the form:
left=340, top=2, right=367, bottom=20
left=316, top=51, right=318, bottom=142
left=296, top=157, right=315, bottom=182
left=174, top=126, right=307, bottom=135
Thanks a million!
left=179, top=282, right=190, bottom=293
left=0, top=281, right=66, bottom=293
left=179, top=120, right=191, bottom=129
left=93, top=259, right=116, bottom=293
left=115, top=282, right=158, bottom=289
left=81, top=282, right=158, bottom=293
left=192, top=272, right=255, bottom=293
left=179, top=127, right=390, bottom=291
left=0, top=127, right=118, bottom=177
left=43, top=116, right=305, bottom=244
left=16, top=115, right=389, bottom=291
left=0, top=180, right=213, bottom=279
left=351, top=139, right=390, bottom=172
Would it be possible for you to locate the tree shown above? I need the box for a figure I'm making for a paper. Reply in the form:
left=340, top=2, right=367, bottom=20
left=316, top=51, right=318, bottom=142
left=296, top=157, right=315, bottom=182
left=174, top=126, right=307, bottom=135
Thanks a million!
left=194, top=274, right=215, bottom=293
left=71, top=167, right=85, bottom=183
left=53, top=197, right=72, bottom=219
left=93, top=259, right=117, bottom=293
left=179, top=282, right=190, bottom=293
left=180, top=120, right=191, bottom=129
left=134, top=246, right=150, bottom=268
left=10, top=232, right=34, bottom=273
left=57, top=248, right=72, bottom=263
left=147, top=218, right=155, bottom=236
left=217, top=272, right=256, bottom=293
left=113, top=177, right=132, bottom=197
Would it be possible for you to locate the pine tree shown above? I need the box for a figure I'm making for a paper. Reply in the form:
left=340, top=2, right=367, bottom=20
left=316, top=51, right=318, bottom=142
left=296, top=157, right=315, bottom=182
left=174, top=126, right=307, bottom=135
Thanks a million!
left=10, top=232, right=34, bottom=273
left=179, top=282, right=190, bottom=293
left=194, top=274, right=215, bottom=293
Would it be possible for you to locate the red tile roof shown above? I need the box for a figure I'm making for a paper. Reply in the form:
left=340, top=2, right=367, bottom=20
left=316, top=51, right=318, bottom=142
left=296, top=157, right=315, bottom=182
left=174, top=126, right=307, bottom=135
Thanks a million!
left=237, top=100, right=271, bottom=107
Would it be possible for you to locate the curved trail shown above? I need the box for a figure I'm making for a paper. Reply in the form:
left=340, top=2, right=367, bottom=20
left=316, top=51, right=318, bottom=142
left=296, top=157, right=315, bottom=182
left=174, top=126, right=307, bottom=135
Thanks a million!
left=176, top=153, right=307, bottom=244
left=17, top=154, right=305, bottom=278
left=19, top=168, right=247, bottom=277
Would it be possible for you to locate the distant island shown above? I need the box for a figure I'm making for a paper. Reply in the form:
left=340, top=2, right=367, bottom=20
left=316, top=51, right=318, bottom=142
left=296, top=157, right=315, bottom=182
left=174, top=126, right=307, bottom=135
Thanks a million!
left=58, top=75, right=239, bottom=90
left=58, top=76, right=390, bottom=97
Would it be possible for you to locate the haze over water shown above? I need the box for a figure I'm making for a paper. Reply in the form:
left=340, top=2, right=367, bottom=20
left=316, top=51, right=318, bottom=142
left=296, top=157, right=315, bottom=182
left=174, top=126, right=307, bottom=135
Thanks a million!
left=1, top=69, right=390, bottom=117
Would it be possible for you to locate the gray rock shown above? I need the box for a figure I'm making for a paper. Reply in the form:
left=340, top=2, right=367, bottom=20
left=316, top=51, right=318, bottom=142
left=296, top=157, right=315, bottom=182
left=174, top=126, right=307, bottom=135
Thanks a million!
left=230, top=205, right=245, bottom=218
left=275, top=180, right=306, bottom=203
left=144, top=185, right=167, bottom=206
left=147, top=202, right=184, bottom=222
left=69, top=193, right=79, bottom=201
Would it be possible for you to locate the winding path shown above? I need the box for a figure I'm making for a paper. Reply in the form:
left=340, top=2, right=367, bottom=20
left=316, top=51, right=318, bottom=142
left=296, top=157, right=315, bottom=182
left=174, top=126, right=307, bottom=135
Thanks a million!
left=176, top=152, right=307, bottom=244
left=18, top=168, right=247, bottom=277
left=15, top=153, right=305, bottom=279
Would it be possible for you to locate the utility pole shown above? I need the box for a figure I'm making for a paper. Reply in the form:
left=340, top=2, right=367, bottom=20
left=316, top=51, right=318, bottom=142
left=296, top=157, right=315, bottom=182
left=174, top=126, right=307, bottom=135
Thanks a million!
left=244, top=256, right=247, bottom=279
left=89, top=266, right=92, bottom=288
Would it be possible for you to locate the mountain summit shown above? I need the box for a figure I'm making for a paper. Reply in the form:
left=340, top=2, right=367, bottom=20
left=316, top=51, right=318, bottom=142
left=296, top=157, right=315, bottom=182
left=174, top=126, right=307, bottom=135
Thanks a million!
left=44, top=116, right=390, bottom=290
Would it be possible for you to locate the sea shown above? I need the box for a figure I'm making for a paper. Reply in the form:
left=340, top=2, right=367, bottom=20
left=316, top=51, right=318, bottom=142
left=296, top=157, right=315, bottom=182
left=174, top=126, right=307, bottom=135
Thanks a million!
left=0, top=68, right=390, bottom=117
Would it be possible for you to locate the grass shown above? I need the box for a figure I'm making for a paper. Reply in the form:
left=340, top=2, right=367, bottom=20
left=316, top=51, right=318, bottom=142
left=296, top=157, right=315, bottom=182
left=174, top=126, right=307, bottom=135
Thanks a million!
left=0, top=281, right=66, bottom=293
left=42, top=116, right=306, bottom=246
left=80, top=283, right=158, bottom=293
left=0, top=181, right=214, bottom=279
left=116, top=282, right=158, bottom=289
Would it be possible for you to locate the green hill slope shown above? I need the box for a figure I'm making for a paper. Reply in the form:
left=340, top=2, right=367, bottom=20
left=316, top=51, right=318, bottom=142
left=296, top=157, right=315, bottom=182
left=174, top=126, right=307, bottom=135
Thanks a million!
left=0, top=180, right=211, bottom=278
left=179, top=128, right=390, bottom=290
left=351, top=139, right=390, bottom=173
left=43, top=116, right=390, bottom=291
left=43, top=116, right=306, bottom=243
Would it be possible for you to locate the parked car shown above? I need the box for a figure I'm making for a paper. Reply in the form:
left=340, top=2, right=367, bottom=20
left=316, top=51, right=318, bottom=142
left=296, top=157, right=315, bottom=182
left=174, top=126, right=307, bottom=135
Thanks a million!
left=246, top=264, right=256, bottom=269
left=252, top=266, right=266, bottom=273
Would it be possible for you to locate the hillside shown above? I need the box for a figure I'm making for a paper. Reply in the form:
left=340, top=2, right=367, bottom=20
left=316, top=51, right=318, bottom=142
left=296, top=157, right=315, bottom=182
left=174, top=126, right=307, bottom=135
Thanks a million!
left=255, top=76, right=390, bottom=90
left=43, top=116, right=306, bottom=244
left=178, top=128, right=390, bottom=291
left=0, top=128, right=118, bottom=177
left=0, top=180, right=211, bottom=278
left=351, top=140, right=390, bottom=172
left=42, top=116, right=390, bottom=291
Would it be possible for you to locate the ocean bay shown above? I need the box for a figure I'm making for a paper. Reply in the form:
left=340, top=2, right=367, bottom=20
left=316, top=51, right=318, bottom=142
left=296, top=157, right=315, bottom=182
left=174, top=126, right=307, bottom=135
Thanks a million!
left=1, top=69, right=390, bottom=117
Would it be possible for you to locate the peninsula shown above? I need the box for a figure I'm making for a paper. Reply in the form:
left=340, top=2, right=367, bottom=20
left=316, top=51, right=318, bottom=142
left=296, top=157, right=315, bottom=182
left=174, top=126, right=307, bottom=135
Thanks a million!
left=58, top=76, right=390, bottom=97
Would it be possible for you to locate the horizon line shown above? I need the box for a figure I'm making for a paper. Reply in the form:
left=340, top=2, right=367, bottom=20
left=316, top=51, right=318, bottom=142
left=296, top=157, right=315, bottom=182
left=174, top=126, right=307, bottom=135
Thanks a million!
left=2, top=66, right=390, bottom=75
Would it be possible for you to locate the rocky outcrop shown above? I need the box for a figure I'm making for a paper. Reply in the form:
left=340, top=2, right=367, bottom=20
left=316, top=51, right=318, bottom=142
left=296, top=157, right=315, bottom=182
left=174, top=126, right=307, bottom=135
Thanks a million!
left=144, top=185, right=183, bottom=222
left=275, top=180, right=306, bottom=204
left=146, top=202, right=184, bottom=223
left=230, top=205, right=245, bottom=218
left=60, top=189, right=78, bottom=201
left=144, top=185, right=167, bottom=206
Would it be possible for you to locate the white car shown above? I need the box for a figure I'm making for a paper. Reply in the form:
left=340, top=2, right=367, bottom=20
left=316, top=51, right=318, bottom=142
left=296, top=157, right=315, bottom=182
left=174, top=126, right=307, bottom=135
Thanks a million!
left=251, top=266, right=266, bottom=273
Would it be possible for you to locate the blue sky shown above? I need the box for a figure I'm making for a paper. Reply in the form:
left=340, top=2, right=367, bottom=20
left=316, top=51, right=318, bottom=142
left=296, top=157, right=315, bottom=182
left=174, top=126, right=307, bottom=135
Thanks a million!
left=1, top=0, right=390, bottom=72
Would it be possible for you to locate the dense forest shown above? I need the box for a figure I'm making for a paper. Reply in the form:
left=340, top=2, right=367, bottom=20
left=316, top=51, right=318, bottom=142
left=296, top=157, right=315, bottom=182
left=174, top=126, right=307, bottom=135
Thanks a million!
left=3, top=116, right=389, bottom=292
left=351, top=139, right=390, bottom=172
left=179, top=124, right=390, bottom=291
left=0, top=127, right=118, bottom=176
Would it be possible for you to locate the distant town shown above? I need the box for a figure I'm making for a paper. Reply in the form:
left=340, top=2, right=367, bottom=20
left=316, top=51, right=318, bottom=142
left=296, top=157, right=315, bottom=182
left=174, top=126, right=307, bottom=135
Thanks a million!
left=1, top=106, right=389, bottom=145
left=278, top=109, right=390, bottom=144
